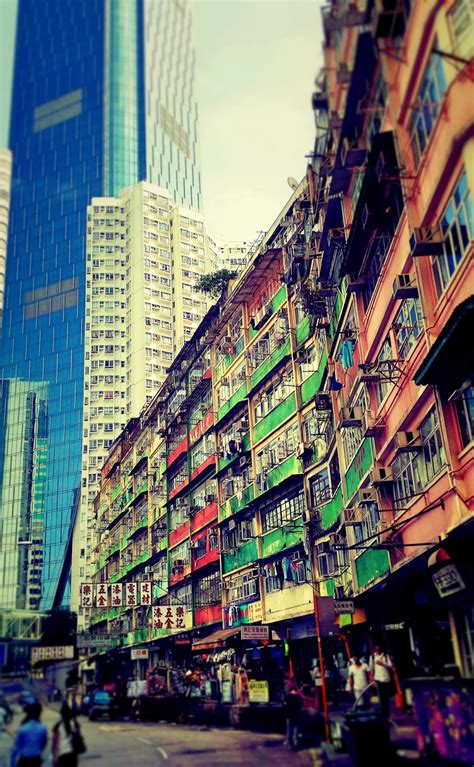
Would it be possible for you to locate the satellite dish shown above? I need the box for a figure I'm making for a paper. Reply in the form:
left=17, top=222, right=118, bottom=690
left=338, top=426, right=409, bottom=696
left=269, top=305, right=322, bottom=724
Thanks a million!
left=287, top=177, right=299, bottom=191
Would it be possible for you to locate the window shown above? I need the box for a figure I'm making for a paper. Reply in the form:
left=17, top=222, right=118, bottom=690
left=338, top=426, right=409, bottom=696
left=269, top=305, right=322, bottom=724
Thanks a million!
left=375, top=337, right=394, bottom=406
left=432, top=172, right=473, bottom=296
left=261, top=490, right=305, bottom=533
left=454, top=383, right=474, bottom=448
left=392, top=407, right=446, bottom=510
left=449, top=0, right=474, bottom=59
left=409, top=51, right=447, bottom=166
left=194, top=572, right=221, bottom=607
left=394, top=298, right=423, bottom=360
left=354, top=502, right=380, bottom=545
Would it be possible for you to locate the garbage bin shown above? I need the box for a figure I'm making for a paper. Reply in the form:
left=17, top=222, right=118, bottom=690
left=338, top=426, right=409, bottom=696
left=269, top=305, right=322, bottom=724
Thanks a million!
left=342, top=709, right=392, bottom=767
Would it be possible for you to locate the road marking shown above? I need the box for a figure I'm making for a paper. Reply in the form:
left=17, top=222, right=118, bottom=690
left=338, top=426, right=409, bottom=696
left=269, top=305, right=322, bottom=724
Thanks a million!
left=156, top=746, right=168, bottom=760
left=137, top=737, right=152, bottom=745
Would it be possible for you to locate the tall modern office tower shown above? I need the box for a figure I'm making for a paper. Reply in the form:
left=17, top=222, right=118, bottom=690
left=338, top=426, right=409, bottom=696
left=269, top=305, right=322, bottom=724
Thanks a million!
left=1, top=0, right=201, bottom=609
left=0, top=149, right=12, bottom=324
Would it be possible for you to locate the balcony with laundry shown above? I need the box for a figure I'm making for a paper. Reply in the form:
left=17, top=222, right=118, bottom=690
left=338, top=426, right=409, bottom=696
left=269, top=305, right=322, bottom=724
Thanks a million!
left=255, top=420, right=303, bottom=498
left=189, top=479, right=218, bottom=533
left=191, top=526, right=220, bottom=573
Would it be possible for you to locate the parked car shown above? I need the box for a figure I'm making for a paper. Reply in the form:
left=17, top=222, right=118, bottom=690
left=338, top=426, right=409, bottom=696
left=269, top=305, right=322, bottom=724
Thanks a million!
left=88, top=690, right=119, bottom=720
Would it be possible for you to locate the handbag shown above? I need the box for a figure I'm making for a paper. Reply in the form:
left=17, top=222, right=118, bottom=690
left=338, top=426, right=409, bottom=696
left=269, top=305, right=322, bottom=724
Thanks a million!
left=71, top=723, right=87, bottom=755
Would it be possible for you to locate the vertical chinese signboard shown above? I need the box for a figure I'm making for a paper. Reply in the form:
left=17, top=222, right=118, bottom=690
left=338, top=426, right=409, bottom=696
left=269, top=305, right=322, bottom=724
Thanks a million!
left=81, top=584, right=93, bottom=607
left=140, top=582, right=152, bottom=606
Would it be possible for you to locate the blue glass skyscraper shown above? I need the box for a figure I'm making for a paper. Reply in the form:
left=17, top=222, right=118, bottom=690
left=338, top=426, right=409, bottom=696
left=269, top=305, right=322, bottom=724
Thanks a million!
left=0, top=0, right=202, bottom=609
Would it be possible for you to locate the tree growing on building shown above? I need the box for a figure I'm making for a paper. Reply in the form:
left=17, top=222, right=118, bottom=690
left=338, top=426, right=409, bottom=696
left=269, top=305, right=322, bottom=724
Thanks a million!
left=195, top=269, right=238, bottom=299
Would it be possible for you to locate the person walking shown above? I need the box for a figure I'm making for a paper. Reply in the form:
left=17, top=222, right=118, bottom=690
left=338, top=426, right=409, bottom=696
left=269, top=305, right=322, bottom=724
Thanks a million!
left=52, top=702, right=85, bottom=767
left=283, top=683, right=303, bottom=751
left=10, top=702, right=48, bottom=767
left=370, top=644, right=394, bottom=718
left=348, top=656, right=372, bottom=707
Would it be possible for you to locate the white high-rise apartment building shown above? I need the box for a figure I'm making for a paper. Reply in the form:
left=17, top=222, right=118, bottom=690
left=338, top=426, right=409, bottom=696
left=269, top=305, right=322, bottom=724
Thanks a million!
left=72, top=181, right=215, bottom=624
left=206, top=232, right=250, bottom=273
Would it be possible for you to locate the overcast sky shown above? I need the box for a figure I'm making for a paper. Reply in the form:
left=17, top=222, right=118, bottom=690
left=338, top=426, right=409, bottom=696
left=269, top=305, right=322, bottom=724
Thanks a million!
left=0, top=0, right=322, bottom=244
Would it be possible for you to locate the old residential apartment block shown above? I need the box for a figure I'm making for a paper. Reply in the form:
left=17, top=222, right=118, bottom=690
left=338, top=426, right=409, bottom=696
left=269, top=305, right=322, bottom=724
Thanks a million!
left=72, top=180, right=246, bottom=623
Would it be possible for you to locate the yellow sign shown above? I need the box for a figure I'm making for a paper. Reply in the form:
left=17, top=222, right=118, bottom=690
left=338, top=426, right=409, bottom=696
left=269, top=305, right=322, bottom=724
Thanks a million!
left=248, top=601, right=263, bottom=623
left=248, top=680, right=269, bottom=704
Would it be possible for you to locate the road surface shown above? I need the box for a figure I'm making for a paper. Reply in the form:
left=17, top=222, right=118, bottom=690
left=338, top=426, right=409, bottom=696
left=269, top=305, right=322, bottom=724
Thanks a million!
left=1, top=705, right=321, bottom=767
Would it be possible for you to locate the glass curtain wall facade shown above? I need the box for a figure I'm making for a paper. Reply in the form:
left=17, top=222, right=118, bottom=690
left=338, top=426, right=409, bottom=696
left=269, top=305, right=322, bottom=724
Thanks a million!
left=1, top=0, right=201, bottom=609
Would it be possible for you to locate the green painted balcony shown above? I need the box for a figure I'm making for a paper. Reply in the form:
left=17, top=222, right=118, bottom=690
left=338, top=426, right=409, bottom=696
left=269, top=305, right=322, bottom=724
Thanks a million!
left=218, top=432, right=250, bottom=473
left=249, top=285, right=287, bottom=340
left=300, top=349, right=328, bottom=405
left=256, top=453, right=302, bottom=497
left=320, top=485, right=344, bottom=531
left=217, top=382, right=248, bottom=423
left=250, top=336, right=291, bottom=390
left=223, top=538, right=258, bottom=574
left=295, top=316, right=311, bottom=347
left=220, top=483, right=255, bottom=521
left=345, top=438, right=374, bottom=500
left=261, top=523, right=303, bottom=559
left=355, top=545, right=390, bottom=590
left=253, top=392, right=296, bottom=445
left=128, top=517, right=148, bottom=539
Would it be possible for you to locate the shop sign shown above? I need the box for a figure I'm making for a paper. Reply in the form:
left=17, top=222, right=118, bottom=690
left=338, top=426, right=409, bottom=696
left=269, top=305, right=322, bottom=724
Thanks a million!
left=334, top=600, right=354, bottom=615
left=241, top=625, right=269, bottom=641
left=140, top=581, right=152, bottom=606
left=131, top=648, right=149, bottom=660
left=126, top=582, right=138, bottom=607
left=96, top=583, right=108, bottom=607
left=80, top=583, right=93, bottom=607
left=248, top=680, right=269, bottom=704
left=248, top=601, right=263, bottom=623
left=152, top=605, right=186, bottom=631
left=384, top=623, right=405, bottom=631
left=77, top=636, right=112, bottom=649
left=432, top=564, right=465, bottom=598
left=32, top=646, right=74, bottom=662
left=221, top=680, right=232, bottom=703
left=111, top=583, right=123, bottom=607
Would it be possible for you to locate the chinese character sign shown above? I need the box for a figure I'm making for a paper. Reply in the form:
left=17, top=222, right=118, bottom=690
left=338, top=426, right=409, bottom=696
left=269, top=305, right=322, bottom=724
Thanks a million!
left=152, top=605, right=186, bottom=631
left=96, top=583, right=109, bottom=608
left=126, top=582, right=138, bottom=606
left=111, top=583, right=123, bottom=607
left=140, top=581, right=151, bottom=606
left=81, top=583, right=93, bottom=607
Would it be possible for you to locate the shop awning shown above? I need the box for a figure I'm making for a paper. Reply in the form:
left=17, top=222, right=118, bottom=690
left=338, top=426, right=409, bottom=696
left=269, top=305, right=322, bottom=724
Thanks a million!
left=414, top=297, right=474, bottom=393
left=192, top=627, right=240, bottom=651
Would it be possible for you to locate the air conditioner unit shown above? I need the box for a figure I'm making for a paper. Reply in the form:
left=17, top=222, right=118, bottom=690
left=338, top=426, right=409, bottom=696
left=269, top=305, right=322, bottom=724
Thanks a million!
left=328, top=533, right=342, bottom=548
left=358, top=363, right=383, bottom=383
left=371, top=464, right=394, bottom=485
left=343, top=507, right=359, bottom=525
left=409, top=226, right=445, bottom=257
left=359, top=488, right=376, bottom=504
left=329, top=111, right=343, bottom=130
left=316, top=541, right=330, bottom=555
left=314, top=393, right=331, bottom=411
left=238, top=419, right=249, bottom=432
left=393, top=273, right=419, bottom=299
left=340, top=406, right=363, bottom=428
left=341, top=138, right=366, bottom=168
left=346, top=275, right=367, bottom=294
left=336, top=63, right=352, bottom=85
left=364, top=410, right=384, bottom=438
left=394, top=430, right=422, bottom=452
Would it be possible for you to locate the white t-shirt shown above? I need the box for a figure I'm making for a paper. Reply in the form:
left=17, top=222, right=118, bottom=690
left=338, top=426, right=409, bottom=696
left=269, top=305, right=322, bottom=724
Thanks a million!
left=349, top=662, right=370, bottom=691
left=370, top=652, right=393, bottom=683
